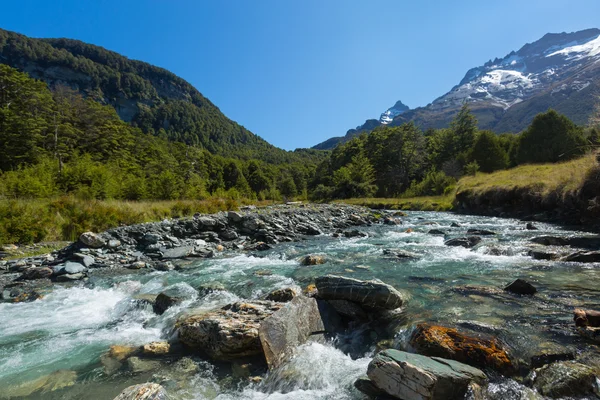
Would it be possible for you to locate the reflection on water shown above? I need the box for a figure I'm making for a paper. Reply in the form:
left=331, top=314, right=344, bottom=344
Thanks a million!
left=1, top=211, right=599, bottom=399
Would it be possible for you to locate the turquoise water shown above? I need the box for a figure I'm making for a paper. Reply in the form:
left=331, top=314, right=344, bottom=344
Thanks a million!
left=1, top=211, right=599, bottom=399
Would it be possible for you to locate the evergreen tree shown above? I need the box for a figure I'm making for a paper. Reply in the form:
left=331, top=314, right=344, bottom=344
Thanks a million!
left=471, top=131, right=508, bottom=172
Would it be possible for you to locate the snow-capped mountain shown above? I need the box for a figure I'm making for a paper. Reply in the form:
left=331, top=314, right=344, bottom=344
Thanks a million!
left=313, top=28, right=600, bottom=150
left=380, top=100, right=410, bottom=124
left=431, top=28, right=600, bottom=113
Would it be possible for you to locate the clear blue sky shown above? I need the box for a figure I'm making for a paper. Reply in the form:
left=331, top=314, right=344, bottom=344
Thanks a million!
left=1, top=1, right=599, bottom=150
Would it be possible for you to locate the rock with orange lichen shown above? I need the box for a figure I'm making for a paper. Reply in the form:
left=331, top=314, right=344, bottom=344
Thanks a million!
left=410, top=323, right=514, bottom=374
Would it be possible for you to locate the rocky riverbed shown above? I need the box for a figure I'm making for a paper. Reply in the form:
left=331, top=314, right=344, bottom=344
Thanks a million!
left=2, top=204, right=600, bottom=399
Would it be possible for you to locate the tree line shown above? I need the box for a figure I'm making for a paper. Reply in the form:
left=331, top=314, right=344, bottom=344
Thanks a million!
left=309, top=103, right=599, bottom=199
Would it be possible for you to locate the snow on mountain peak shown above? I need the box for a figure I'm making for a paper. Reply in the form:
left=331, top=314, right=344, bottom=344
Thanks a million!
left=380, top=100, right=409, bottom=124
left=547, top=34, right=600, bottom=60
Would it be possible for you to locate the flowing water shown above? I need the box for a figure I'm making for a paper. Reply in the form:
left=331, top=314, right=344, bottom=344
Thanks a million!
left=1, top=211, right=600, bottom=399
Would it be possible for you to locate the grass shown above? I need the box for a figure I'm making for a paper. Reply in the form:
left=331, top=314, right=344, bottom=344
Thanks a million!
left=337, top=195, right=455, bottom=211
left=0, top=196, right=273, bottom=245
left=456, top=153, right=596, bottom=196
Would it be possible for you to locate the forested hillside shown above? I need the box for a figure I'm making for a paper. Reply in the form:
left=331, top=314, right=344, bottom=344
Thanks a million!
left=0, top=65, right=317, bottom=201
left=0, top=28, right=318, bottom=163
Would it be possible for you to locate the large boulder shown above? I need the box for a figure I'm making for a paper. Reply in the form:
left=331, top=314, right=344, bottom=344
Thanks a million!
left=504, top=279, right=537, bottom=295
left=315, top=275, right=405, bottom=310
left=364, top=349, right=486, bottom=400
left=177, top=301, right=283, bottom=361
left=410, top=324, right=514, bottom=374
left=258, top=295, right=324, bottom=369
left=113, top=383, right=167, bottom=400
left=529, top=361, right=598, bottom=398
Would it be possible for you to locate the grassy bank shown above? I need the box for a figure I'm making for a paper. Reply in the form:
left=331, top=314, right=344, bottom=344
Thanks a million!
left=337, top=195, right=454, bottom=212
left=338, top=153, right=600, bottom=224
left=0, top=197, right=272, bottom=245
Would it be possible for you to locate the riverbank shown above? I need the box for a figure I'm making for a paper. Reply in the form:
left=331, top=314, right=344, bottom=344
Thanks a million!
left=340, top=153, right=600, bottom=230
left=0, top=197, right=273, bottom=245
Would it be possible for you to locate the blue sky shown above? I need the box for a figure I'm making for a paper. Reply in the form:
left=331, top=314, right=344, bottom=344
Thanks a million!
left=1, top=1, right=599, bottom=150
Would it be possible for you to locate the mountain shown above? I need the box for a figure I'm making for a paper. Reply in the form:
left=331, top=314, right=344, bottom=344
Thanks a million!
left=314, top=28, right=600, bottom=150
left=0, top=28, right=317, bottom=164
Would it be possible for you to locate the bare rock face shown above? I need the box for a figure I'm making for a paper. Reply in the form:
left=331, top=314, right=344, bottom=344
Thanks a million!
left=113, top=383, right=168, bottom=400
left=258, top=296, right=324, bottom=369
left=363, top=349, right=486, bottom=400
left=410, top=324, right=514, bottom=374
left=177, top=301, right=283, bottom=361
left=315, top=275, right=405, bottom=310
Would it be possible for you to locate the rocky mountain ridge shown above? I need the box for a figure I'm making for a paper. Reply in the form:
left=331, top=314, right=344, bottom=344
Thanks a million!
left=314, top=28, right=600, bottom=150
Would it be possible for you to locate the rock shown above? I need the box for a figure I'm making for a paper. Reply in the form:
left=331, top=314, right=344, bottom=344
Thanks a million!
left=444, top=236, right=482, bottom=248
left=108, top=345, right=139, bottom=361
left=228, top=211, right=243, bottom=223
left=383, top=217, right=400, bottom=225
left=504, top=279, right=537, bottom=295
left=530, top=361, right=598, bottom=398
left=220, top=229, right=239, bottom=241
left=300, top=255, right=326, bottom=266
left=410, top=324, right=514, bottom=373
left=113, top=383, right=168, bottom=400
left=451, top=222, right=461, bottom=227
left=154, top=286, right=194, bottom=315
left=467, top=229, right=495, bottom=236
left=315, top=275, right=405, bottom=310
left=55, top=273, right=85, bottom=281
left=326, top=299, right=368, bottom=320
left=265, top=288, right=298, bottom=302
left=107, top=239, right=121, bottom=249
left=577, top=326, right=600, bottom=342
left=142, top=341, right=170, bottom=356
left=574, top=308, right=600, bottom=327
left=64, top=261, right=86, bottom=274
left=563, top=251, right=600, bottom=263
left=127, top=357, right=162, bottom=373
left=4, top=370, right=77, bottom=397
left=161, top=246, right=193, bottom=259
left=531, top=352, right=575, bottom=369
left=530, top=236, right=568, bottom=246
left=80, top=255, right=95, bottom=267
left=526, top=222, right=538, bottom=230
left=154, top=261, right=175, bottom=271
left=142, top=233, right=162, bottom=245
left=259, top=295, right=325, bottom=369
left=79, top=232, right=106, bottom=248
left=383, top=249, right=419, bottom=259
left=365, top=349, right=486, bottom=400
left=297, top=223, right=321, bottom=235
left=20, top=267, right=53, bottom=280
left=528, top=250, right=559, bottom=260
left=344, top=229, right=367, bottom=238
left=128, top=261, right=146, bottom=269
left=428, top=229, right=446, bottom=235
left=177, top=301, right=283, bottom=361
left=354, top=376, right=387, bottom=398
left=198, top=216, right=217, bottom=228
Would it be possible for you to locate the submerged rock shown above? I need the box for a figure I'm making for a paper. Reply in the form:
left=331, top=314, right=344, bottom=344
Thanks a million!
left=529, top=361, right=598, bottom=398
left=528, top=249, right=560, bottom=260
left=504, top=279, right=537, bottom=295
left=113, top=383, right=168, bottom=400
left=300, top=255, right=326, bottom=266
left=467, top=229, right=496, bottom=236
left=153, top=286, right=194, bottom=315
left=4, top=370, right=77, bottom=397
left=315, top=275, right=405, bottom=310
left=364, top=349, right=486, bottom=400
left=259, top=295, right=324, bottom=369
left=177, top=301, right=283, bottom=361
left=428, top=229, right=446, bottom=235
left=410, top=323, right=514, bottom=374
left=383, top=249, right=420, bottom=260
left=563, top=251, right=600, bottom=263
left=444, top=236, right=482, bottom=248
left=530, top=236, right=568, bottom=246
